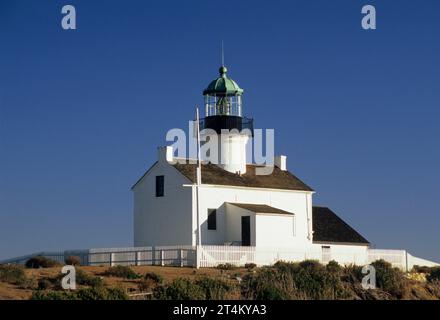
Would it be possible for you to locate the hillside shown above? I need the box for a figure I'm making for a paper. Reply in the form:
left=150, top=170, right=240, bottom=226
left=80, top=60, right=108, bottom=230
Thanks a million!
left=1, top=260, right=440, bottom=300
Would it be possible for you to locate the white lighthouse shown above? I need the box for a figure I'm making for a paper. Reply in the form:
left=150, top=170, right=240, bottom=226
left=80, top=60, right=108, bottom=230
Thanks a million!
left=200, top=65, right=253, bottom=174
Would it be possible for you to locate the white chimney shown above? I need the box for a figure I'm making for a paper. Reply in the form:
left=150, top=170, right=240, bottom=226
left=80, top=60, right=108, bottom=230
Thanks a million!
left=158, top=146, right=174, bottom=164
left=274, top=155, right=287, bottom=171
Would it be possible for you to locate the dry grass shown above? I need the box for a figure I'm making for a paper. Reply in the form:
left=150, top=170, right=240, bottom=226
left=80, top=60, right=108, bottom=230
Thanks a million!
left=0, top=265, right=247, bottom=300
left=1, top=264, right=439, bottom=300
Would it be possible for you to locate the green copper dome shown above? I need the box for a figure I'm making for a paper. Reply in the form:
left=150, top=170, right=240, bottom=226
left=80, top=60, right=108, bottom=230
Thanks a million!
left=203, top=66, right=244, bottom=96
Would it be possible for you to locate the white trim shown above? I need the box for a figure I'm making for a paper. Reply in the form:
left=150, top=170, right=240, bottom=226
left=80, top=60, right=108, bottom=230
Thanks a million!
left=181, top=183, right=315, bottom=194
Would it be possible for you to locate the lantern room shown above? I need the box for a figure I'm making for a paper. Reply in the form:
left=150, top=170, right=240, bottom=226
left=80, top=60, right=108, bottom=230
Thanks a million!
left=201, top=66, right=253, bottom=136
left=203, top=66, right=244, bottom=117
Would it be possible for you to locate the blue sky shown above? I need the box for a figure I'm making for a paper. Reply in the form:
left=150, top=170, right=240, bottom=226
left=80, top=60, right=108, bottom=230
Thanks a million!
left=0, top=0, right=439, bottom=261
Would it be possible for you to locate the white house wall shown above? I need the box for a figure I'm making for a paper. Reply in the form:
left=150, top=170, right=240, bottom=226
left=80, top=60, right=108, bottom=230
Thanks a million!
left=311, top=243, right=369, bottom=265
left=133, top=162, right=193, bottom=247
left=255, top=214, right=296, bottom=248
left=224, top=204, right=256, bottom=245
left=195, top=184, right=313, bottom=248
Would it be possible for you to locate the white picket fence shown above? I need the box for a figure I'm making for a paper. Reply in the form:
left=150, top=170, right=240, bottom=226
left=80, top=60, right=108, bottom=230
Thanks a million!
left=197, top=245, right=322, bottom=268
left=2, top=246, right=433, bottom=271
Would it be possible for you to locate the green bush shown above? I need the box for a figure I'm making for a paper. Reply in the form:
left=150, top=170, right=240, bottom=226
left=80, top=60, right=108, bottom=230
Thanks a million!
left=257, top=285, right=291, bottom=300
left=153, top=277, right=235, bottom=300
left=37, top=279, right=52, bottom=290
left=371, top=260, right=406, bottom=297
left=31, top=290, right=77, bottom=300
left=139, top=272, right=164, bottom=292
left=426, top=280, right=440, bottom=299
left=242, top=268, right=294, bottom=300
left=31, top=286, right=129, bottom=300
left=76, top=269, right=104, bottom=287
left=145, top=272, right=164, bottom=284
left=243, top=260, right=351, bottom=300
left=427, top=267, right=440, bottom=283
left=25, top=256, right=60, bottom=269
left=154, top=278, right=205, bottom=300
left=326, top=260, right=343, bottom=274
left=342, top=264, right=363, bottom=284
left=245, top=263, right=257, bottom=270
left=195, top=277, right=235, bottom=300
left=138, top=279, right=154, bottom=292
left=0, top=264, right=28, bottom=285
left=411, top=265, right=431, bottom=273
left=75, top=286, right=129, bottom=300
left=103, top=266, right=141, bottom=279
left=216, top=263, right=237, bottom=271
left=65, top=256, right=81, bottom=266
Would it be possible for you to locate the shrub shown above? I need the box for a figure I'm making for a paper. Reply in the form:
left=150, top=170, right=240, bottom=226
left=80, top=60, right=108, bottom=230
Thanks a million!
left=31, top=286, right=129, bottom=300
left=153, top=278, right=205, bottom=300
left=37, top=279, right=52, bottom=290
left=427, top=267, right=440, bottom=283
left=242, top=267, right=293, bottom=300
left=76, top=269, right=103, bottom=287
left=244, top=260, right=351, bottom=300
left=426, top=280, right=440, bottom=299
left=65, top=256, right=81, bottom=266
left=326, top=260, right=342, bottom=274
left=342, top=264, right=363, bottom=284
left=139, top=272, right=164, bottom=292
left=103, top=266, right=141, bottom=279
left=216, top=263, right=237, bottom=271
left=25, top=256, right=60, bottom=269
left=371, top=260, right=406, bottom=297
left=412, top=265, right=432, bottom=274
left=31, top=290, right=77, bottom=300
left=293, top=260, right=347, bottom=299
left=245, top=263, right=257, bottom=270
left=145, top=272, right=164, bottom=284
left=0, top=264, right=28, bottom=285
left=195, top=277, right=235, bottom=300
left=76, top=286, right=129, bottom=300
left=257, top=285, right=290, bottom=300
left=105, top=287, right=130, bottom=300
left=138, top=279, right=154, bottom=292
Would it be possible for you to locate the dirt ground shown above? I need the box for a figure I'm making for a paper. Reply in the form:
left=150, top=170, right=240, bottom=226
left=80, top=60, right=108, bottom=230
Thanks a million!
left=0, top=265, right=247, bottom=300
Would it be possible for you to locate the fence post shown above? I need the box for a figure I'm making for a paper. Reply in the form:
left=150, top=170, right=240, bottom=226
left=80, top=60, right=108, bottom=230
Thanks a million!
left=109, top=253, right=114, bottom=266
left=179, top=249, right=184, bottom=267
left=135, top=251, right=139, bottom=266
left=161, top=250, right=164, bottom=266
left=196, top=246, right=201, bottom=269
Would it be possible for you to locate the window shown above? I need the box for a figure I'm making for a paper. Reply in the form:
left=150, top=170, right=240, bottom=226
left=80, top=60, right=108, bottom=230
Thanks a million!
left=207, top=209, right=217, bottom=230
left=155, top=175, right=164, bottom=197
left=322, top=246, right=331, bottom=264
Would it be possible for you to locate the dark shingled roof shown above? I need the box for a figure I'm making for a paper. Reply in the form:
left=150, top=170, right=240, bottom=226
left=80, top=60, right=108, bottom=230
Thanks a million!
left=228, top=203, right=294, bottom=215
left=172, top=162, right=313, bottom=191
left=313, top=207, right=370, bottom=245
